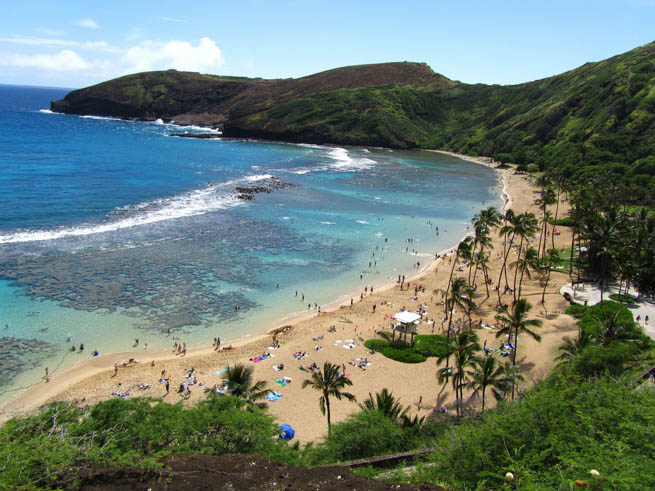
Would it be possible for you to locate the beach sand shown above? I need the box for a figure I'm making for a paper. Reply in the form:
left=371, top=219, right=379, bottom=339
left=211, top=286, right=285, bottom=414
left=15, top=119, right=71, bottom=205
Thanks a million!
left=1, top=152, right=578, bottom=443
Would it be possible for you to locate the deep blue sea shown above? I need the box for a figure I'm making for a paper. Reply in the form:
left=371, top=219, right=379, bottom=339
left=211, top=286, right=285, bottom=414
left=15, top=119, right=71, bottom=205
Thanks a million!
left=0, top=84, right=503, bottom=402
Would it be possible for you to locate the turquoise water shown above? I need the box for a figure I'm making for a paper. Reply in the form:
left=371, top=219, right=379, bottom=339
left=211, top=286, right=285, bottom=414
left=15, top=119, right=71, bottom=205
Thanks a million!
left=0, top=84, right=503, bottom=402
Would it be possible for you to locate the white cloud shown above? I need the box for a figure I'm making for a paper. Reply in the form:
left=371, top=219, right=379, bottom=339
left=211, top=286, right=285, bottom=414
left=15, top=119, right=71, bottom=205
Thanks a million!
left=36, top=28, right=63, bottom=36
left=0, top=49, right=90, bottom=71
left=123, top=37, right=224, bottom=72
left=160, top=16, right=184, bottom=23
left=76, top=18, right=99, bottom=29
left=0, top=36, right=79, bottom=47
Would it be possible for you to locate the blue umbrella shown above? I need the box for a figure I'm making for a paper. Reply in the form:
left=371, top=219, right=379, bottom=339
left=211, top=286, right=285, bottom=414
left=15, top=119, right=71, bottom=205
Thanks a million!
left=279, top=424, right=295, bottom=440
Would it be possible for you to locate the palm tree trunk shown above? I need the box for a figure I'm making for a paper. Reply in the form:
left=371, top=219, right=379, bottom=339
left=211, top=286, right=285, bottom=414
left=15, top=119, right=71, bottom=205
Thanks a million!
left=569, top=227, right=576, bottom=277
left=481, top=385, right=486, bottom=410
left=512, top=236, right=525, bottom=302
left=497, top=232, right=516, bottom=304
left=551, top=188, right=561, bottom=250
left=483, top=264, right=490, bottom=301
left=444, top=254, right=459, bottom=317
left=445, top=308, right=454, bottom=369
left=325, top=395, right=331, bottom=429
left=541, top=268, right=551, bottom=309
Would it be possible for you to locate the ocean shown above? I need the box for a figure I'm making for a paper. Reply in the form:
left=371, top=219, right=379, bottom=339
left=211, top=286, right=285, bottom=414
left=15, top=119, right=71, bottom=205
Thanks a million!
left=0, top=84, right=503, bottom=404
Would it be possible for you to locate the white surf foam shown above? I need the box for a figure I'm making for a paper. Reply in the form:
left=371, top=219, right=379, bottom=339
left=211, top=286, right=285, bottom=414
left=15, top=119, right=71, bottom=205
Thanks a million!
left=320, top=221, right=336, bottom=225
left=80, top=115, right=116, bottom=121
left=0, top=174, right=274, bottom=244
left=39, top=109, right=55, bottom=114
left=356, top=220, right=369, bottom=225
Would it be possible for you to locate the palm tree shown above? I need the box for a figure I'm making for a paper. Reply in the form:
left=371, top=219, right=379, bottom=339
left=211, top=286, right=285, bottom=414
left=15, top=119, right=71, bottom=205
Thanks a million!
left=474, top=249, right=492, bottom=302
left=302, top=361, right=356, bottom=430
left=495, top=298, right=542, bottom=366
left=441, top=276, right=472, bottom=367
left=510, top=212, right=539, bottom=300
left=497, top=209, right=517, bottom=303
left=496, top=361, right=525, bottom=402
left=590, top=310, right=641, bottom=347
left=437, top=330, right=480, bottom=417
left=511, top=246, right=539, bottom=301
left=468, top=355, right=506, bottom=410
left=536, top=187, right=556, bottom=257
left=443, top=237, right=473, bottom=318
left=358, top=388, right=409, bottom=422
left=539, top=248, right=563, bottom=308
left=555, top=329, right=593, bottom=366
left=470, top=207, right=501, bottom=283
left=224, top=364, right=271, bottom=406
left=549, top=170, right=565, bottom=250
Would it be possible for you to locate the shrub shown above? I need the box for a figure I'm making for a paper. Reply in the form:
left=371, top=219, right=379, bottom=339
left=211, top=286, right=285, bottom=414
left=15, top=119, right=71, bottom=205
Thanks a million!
left=572, top=343, right=640, bottom=377
left=609, top=293, right=638, bottom=304
left=565, top=303, right=589, bottom=318
left=413, top=335, right=449, bottom=357
left=365, top=335, right=448, bottom=363
left=321, top=410, right=406, bottom=461
left=364, top=339, right=388, bottom=352
left=554, top=216, right=575, bottom=227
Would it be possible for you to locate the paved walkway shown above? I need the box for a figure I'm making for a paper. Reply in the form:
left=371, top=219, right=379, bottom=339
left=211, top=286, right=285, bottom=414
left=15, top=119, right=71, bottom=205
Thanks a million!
left=560, top=283, right=655, bottom=340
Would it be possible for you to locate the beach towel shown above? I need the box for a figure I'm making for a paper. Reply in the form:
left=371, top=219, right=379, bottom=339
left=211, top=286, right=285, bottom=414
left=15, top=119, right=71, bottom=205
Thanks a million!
left=265, top=391, right=283, bottom=402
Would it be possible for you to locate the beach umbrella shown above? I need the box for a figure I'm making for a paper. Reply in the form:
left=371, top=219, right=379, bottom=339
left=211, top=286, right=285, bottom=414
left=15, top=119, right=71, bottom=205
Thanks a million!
left=279, top=424, right=295, bottom=440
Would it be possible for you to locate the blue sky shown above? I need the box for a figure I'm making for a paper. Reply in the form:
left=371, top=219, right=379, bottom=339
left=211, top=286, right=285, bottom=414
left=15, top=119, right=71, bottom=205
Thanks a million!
left=1, top=1, right=653, bottom=88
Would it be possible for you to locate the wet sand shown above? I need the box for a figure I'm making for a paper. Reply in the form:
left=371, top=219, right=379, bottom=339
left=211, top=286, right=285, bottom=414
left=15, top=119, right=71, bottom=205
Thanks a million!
left=1, top=153, right=578, bottom=443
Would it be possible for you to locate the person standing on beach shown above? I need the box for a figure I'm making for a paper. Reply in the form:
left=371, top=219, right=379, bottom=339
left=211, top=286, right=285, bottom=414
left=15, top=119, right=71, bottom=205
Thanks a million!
left=165, top=378, right=170, bottom=395
left=113, top=363, right=118, bottom=377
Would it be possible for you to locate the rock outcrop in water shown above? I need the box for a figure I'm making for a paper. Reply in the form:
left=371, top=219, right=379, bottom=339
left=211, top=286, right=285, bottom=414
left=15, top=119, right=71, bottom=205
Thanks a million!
left=234, top=177, right=296, bottom=201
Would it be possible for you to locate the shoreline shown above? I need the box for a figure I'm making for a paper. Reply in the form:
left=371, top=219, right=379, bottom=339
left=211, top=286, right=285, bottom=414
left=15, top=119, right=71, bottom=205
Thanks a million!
left=0, top=150, right=508, bottom=417
left=2, top=150, right=574, bottom=443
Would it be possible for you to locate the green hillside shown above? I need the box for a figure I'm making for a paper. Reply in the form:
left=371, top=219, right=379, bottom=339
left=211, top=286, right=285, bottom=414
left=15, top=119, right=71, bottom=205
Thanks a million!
left=226, top=42, right=655, bottom=202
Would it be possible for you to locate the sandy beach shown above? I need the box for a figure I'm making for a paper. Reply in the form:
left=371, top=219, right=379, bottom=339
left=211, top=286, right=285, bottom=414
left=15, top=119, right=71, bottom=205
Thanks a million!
left=1, top=153, right=578, bottom=443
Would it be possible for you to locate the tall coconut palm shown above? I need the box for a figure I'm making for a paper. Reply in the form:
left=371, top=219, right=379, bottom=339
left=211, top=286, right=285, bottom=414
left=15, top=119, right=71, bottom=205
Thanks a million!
left=224, top=364, right=271, bottom=406
left=510, top=212, right=539, bottom=300
left=437, top=330, right=480, bottom=417
left=497, top=209, right=517, bottom=303
left=549, top=170, right=565, bottom=250
left=539, top=248, right=563, bottom=308
left=467, top=355, right=507, bottom=410
left=358, top=388, right=409, bottom=422
left=474, top=249, right=492, bottom=301
left=443, top=237, right=473, bottom=318
left=495, top=298, right=542, bottom=366
left=441, top=276, right=473, bottom=367
left=470, top=207, right=502, bottom=283
left=536, top=187, right=556, bottom=257
left=511, top=246, right=539, bottom=301
left=302, top=361, right=356, bottom=430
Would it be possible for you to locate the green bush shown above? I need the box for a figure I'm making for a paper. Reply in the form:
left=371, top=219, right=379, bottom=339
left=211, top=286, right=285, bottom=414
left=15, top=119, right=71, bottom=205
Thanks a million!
left=364, top=339, right=388, bottom=352
left=572, top=343, right=640, bottom=377
left=565, top=303, right=589, bottom=318
left=413, top=335, right=449, bottom=358
left=365, top=335, right=448, bottom=363
left=0, top=396, right=295, bottom=489
left=321, top=410, right=407, bottom=461
left=554, top=216, right=575, bottom=227
left=609, top=293, right=638, bottom=304
left=408, top=375, right=655, bottom=489
left=380, top=345, right=427, bottom=363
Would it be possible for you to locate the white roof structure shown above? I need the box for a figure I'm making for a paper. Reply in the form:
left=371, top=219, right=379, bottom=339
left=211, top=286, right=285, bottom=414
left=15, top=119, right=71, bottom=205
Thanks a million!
left=393, top=311, right=421, bottom=324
